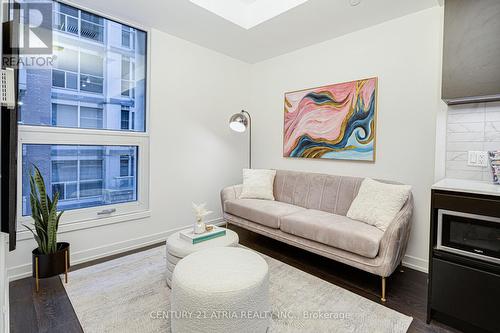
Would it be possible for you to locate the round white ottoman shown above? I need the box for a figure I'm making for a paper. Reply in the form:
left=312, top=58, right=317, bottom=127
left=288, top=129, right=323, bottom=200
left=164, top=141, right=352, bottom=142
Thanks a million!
left=166, top=228, right=239, bottom=287
left=171, top=247, right=270, bottom=333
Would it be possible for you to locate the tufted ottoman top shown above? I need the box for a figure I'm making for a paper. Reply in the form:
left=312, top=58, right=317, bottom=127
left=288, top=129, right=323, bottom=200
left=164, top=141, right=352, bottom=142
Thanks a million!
left=173, top=247, right=268, bottom=293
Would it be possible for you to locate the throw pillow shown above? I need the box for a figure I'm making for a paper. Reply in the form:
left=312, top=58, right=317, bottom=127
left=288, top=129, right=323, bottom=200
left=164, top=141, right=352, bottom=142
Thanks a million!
left=239, top=169, right=276, bottom=200
left=347, top=178, right=411, bottom=231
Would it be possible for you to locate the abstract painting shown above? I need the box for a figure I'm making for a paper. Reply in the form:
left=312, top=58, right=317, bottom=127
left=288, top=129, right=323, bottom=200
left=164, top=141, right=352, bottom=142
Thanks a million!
left=283, top=78, right=378, bottom=161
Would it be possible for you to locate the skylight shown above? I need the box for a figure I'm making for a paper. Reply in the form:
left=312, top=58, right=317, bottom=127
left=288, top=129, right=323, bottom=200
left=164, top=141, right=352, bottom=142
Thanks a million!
left=190, top=0, right=310, bottom=29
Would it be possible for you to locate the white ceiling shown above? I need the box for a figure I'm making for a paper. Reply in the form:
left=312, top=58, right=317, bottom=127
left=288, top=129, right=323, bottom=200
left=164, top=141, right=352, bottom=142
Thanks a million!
left=73, top=0, right=440, bottom=63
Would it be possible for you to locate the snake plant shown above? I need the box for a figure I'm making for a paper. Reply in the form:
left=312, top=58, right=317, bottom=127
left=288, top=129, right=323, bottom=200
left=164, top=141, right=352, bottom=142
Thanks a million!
left=23, top=166, right=64, bottom=255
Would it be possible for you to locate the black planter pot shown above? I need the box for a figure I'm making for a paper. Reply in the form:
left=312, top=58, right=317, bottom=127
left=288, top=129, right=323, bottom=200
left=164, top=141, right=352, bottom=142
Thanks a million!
left=32, top=242, right=70, bottom=279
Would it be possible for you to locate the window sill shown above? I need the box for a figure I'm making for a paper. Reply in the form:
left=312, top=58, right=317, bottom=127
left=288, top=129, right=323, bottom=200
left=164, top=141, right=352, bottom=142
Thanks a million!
left=17, top=209, right=151, bottom=241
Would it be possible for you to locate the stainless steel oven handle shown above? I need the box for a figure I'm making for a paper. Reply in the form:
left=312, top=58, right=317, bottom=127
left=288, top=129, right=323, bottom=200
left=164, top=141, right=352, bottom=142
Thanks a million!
left=436, top=210, right=444, bottom=249
left=438, top=209, right=500, bottom=224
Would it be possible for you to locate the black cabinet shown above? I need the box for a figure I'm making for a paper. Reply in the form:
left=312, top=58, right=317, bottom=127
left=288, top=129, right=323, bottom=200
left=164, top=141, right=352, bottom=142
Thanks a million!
left=428, top=190, right=500, bottom=333
left=431, top=258, right=500, bottom=332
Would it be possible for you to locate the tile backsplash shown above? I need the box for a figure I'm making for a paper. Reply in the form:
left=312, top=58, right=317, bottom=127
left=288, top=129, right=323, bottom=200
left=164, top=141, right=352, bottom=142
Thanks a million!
left=446, top=101, right=500, bottom=181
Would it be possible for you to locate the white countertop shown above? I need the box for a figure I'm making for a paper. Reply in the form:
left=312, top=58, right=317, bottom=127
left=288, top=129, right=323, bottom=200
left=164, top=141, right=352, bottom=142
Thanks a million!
left=432, top=178, right=500, bottom=197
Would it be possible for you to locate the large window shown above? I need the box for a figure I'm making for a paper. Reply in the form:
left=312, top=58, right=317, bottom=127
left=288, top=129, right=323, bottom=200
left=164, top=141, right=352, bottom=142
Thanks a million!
left=17, top=0, right=149, bottom=227
left=19, top=0, right=147, bottom=132
left=22, top=145, right=138, bottom=215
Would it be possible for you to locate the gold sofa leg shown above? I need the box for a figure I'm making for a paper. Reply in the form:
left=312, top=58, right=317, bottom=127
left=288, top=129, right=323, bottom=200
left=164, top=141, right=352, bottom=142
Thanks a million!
left=381, top=277, right=387, bottom=302
left=399, top=261, right=404, bottom=273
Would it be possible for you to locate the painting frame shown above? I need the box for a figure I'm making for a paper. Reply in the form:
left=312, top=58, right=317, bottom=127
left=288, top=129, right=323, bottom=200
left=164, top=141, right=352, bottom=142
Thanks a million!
left=283, top=77, right=378, bottom=162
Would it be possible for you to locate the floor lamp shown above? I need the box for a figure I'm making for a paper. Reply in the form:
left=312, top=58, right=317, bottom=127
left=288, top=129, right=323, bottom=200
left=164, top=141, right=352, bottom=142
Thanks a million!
left=229, top=110, right=252, bottom=169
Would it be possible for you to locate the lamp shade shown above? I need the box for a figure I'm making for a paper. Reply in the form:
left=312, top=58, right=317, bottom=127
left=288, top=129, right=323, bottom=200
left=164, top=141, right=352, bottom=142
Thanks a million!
left=229, top=110, right=252, bottom=169
left=229, top=112, right=248, bottom=133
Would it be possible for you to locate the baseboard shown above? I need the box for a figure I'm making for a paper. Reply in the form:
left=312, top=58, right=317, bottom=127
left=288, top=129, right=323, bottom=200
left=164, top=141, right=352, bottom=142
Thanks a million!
left=3, top=282, right=9, bottom=333
left=213, top=219, right=226, bottom=226
left=403, top=254, right=428, bottom=273
left=8, top=218, right=224, bottom=281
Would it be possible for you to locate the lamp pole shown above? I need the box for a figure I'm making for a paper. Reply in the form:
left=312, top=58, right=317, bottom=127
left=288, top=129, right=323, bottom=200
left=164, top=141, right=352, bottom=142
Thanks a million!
left=241, top=110, right=252, bottom=169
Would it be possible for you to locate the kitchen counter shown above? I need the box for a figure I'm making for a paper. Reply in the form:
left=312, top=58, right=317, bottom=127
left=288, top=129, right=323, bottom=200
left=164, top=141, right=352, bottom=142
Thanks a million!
left=432, top=178, right=500, bottom=197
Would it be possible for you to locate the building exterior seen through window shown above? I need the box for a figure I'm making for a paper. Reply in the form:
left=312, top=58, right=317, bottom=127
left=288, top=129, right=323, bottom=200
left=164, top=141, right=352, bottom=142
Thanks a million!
left=19, top=1, right=147, bottom=216
left=22, top=145, right=138, bottom=216
left=19, top=1, right=147, bottom=132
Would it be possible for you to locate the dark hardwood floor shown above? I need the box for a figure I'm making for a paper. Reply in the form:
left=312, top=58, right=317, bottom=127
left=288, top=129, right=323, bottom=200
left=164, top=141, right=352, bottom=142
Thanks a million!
left=9, top=243, right=162, bottom=333
left=10, top=227, right=460, bottom=333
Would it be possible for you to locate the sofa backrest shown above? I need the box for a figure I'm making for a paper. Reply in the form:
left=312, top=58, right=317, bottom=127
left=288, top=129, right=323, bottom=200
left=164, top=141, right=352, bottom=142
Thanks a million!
left=273, top=170, right=364, bottom=216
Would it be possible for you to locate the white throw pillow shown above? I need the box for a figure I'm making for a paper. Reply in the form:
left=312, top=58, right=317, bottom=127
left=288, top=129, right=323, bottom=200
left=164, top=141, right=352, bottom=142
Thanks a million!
left=347, top=178, right=411, bottom=231
left=239, top=169, right=276, bottom=200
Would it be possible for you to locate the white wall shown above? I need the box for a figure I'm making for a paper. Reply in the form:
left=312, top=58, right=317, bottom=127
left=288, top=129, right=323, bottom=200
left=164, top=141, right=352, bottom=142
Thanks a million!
left=248, top=7, right=445, bottom=272
left=0, top=234, right=8, bottom=333
left=7, top=29, right=250, bottom=279
left=8, top=7, right=447, bottom=277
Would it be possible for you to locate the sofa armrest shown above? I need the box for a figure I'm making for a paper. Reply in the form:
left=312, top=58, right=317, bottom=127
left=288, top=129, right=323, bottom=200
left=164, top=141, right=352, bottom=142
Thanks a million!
left=377, top=192, right=414, bottom=277
left=220, top=184, right=243, bottom=212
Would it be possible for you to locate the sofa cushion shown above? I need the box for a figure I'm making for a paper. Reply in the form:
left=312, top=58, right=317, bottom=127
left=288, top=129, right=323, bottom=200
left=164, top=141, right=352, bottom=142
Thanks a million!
left=225, top=199, right=306, bottom=229
left=347, top=178, right=411, bottom=231
left=273, top=170, right=363, bottom=215
left=280, top=209, right=384, bottom=258
left=240, top=169, right=276, bottom=200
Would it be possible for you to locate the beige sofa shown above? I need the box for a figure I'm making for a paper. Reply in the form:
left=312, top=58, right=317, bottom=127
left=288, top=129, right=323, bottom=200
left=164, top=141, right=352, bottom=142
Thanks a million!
left=221, top=170, right=413, bottom=301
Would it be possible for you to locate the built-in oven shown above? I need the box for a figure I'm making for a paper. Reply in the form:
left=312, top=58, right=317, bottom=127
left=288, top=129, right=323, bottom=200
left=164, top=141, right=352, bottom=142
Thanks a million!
left=437, top=209, right=500, bottom=265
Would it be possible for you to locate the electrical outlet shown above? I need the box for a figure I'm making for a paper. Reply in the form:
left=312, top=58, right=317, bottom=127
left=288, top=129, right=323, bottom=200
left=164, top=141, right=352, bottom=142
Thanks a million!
left=477, top=151, right=489, bottom=166
left=468, top=151, right=489, bottom=167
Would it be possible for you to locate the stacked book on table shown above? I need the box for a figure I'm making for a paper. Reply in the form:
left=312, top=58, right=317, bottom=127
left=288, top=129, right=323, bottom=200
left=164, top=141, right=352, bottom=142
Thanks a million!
left=179, top=226, right=226, bottom=244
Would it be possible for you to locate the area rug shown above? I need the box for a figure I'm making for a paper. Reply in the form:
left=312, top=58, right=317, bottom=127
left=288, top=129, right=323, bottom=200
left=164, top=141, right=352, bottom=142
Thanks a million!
left=61, top=246, right=412, bottom=333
